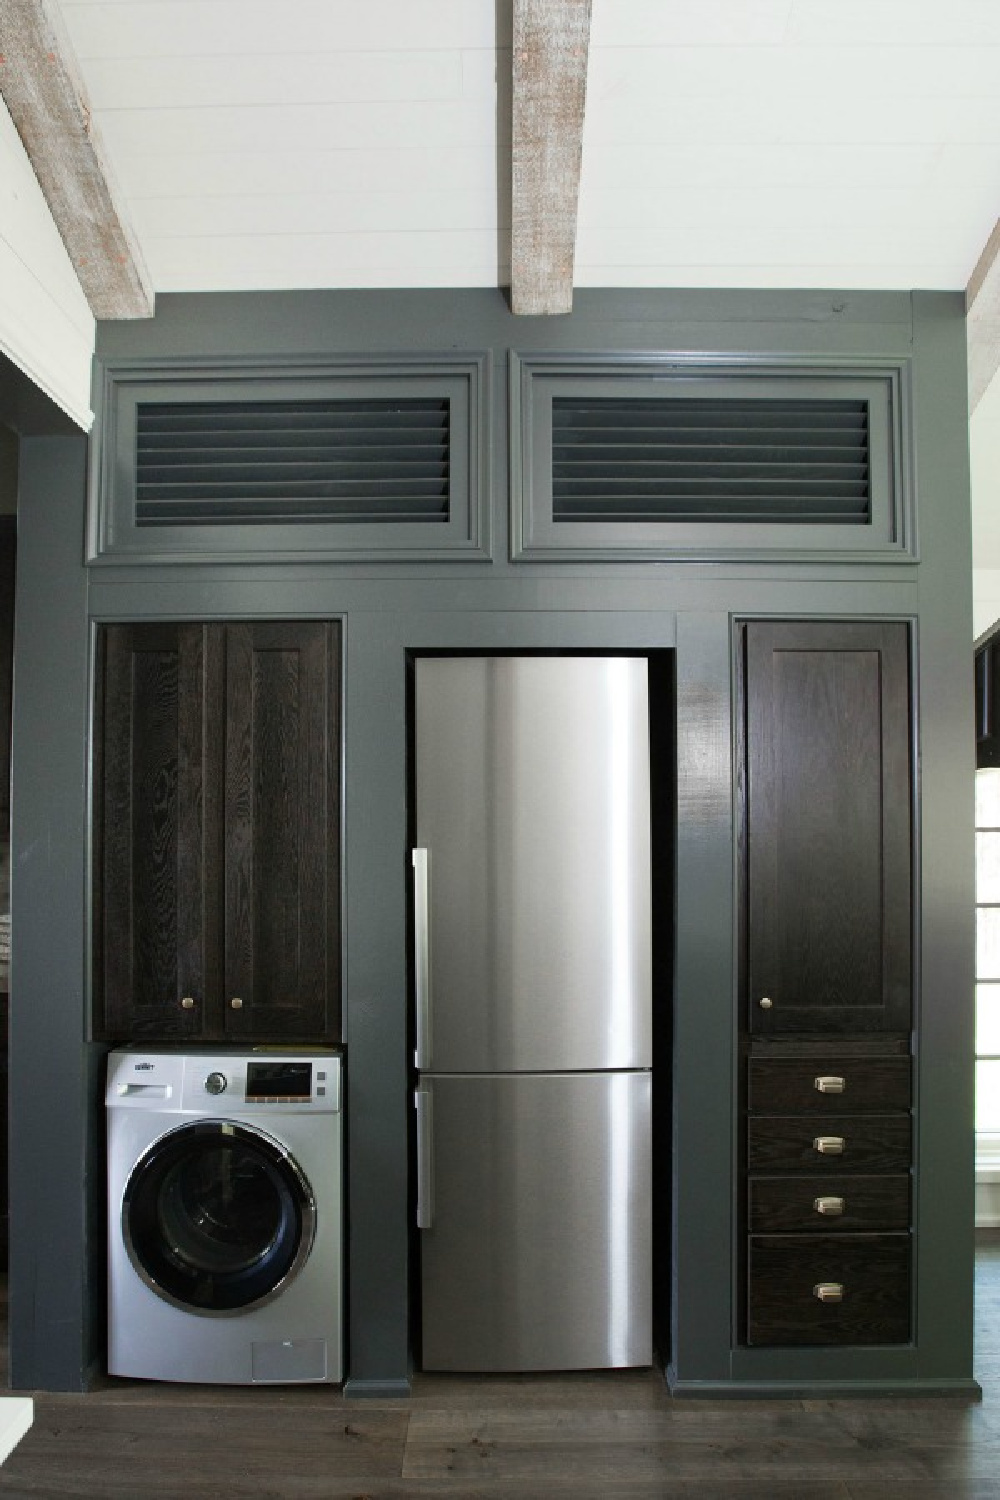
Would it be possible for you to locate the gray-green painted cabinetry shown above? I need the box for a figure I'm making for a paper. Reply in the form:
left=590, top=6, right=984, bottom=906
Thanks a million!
left=93, top=620, right=341, bottom=1045
left=740, top=620, right=913, bottom=1346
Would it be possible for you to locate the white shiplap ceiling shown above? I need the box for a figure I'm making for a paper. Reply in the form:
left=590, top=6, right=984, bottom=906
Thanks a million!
left=52, top=0, right=1000, bottom=295
left=55, top=0, right=507, bottom=291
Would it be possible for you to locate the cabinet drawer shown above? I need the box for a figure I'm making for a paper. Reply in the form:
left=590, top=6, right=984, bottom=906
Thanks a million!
left=748, top=1115, right=911, bottom=1172
left=748, top=1056, right=910, bottom=1114
left=748, top=1174, right=910, bottom=1233
left=747, top=1233, right=911, bottom=1345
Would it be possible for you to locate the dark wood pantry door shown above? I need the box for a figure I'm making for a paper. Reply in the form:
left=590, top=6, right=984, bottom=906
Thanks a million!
left=743, top=619, right=912, bottom=1037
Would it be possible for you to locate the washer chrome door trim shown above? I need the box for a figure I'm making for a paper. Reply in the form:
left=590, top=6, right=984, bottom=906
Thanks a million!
left=121, top=1118, right=317, bottom=1318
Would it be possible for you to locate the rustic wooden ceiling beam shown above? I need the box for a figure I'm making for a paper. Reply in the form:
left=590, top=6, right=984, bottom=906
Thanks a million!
left=967, top=216, right=1000, bottom=413
left=510, top=0, right=592, bottom=316
left=0, top=0, right=153, bottom=320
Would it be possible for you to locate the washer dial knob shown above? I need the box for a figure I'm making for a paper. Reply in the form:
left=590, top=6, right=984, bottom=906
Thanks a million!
left=205, top=1071, right=228, bottom=1096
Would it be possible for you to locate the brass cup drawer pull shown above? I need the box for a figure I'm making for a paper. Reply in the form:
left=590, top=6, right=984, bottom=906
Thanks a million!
left=813, top=1282, right=844, bottom=1304
left=814, top=1075, right=846, bottom=1094
left=813, top=1195, right=845, bottom=1216
left=813, top=1135, right=845, bottom=1155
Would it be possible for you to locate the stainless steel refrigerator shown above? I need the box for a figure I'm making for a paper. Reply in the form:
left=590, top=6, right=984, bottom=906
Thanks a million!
left=413, top=655, right=652, bottom=1372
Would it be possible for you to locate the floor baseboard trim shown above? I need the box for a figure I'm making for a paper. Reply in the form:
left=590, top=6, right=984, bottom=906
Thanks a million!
left=343, top=1376, right=412, bottom=1399
left=666, top=1368, right=983, bottom=1401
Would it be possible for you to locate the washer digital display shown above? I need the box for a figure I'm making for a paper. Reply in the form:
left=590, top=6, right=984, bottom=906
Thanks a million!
left=245, top=1061, right=313, bottom=1100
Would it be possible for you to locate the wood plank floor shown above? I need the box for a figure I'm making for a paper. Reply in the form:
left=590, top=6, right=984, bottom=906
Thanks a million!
left=0, top=1234, right=997, bottom=1499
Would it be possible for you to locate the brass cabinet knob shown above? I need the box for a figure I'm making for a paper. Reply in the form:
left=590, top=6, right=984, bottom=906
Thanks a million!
left=813, top=1282, right=844, bottom=1303
left=813, top=1196, right=845, bottom=1216
left=814, top=1075, right=846, bottom=1094
left=813, top=1135, right=845, bottom=1155
left=180, top=996, right=196, bottom=1010
left=759, top=997, right=773, bottom=1010
left=230, top=996, right=243, bottom=1010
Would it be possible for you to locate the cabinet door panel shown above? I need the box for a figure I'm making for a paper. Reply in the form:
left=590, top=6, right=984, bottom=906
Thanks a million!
left=223, top=621, right=340, bottom=1041
left=96, top=624, right=222, bottom=1039
left=745, top=620, right=911, bottom=1035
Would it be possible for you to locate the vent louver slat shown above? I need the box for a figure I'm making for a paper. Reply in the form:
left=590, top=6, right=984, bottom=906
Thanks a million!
left=135, top=398, right=451, bottom=526
left=551, top=396, right=871, bottom=525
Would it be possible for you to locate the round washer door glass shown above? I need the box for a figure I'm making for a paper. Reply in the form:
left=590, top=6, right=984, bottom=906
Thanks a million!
left=123, top=1120, right=316, bottom=1315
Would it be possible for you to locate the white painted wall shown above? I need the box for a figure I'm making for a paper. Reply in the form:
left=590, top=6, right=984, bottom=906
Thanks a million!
left=974, top=570, right=1000, bottom=640
left=0, top=96, right=94, bottom=431
left=971, top=365, right=1000, bottom=638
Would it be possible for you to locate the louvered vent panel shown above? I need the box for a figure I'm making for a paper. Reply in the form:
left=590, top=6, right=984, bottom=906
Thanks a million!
left=134, top=398, right=450, bottom=525
left=551, top=396, right=870, bottom=525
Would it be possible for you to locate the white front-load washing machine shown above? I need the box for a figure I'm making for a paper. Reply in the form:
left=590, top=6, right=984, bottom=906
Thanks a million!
left=106, top=1046, right=343, bottom=1384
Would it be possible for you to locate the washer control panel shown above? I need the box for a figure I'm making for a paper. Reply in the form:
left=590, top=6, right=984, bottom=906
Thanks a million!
left=106, top=1049, right=342, bottom=1113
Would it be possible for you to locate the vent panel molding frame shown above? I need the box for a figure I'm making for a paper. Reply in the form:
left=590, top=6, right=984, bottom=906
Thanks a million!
left=89, top=354, right=492, bottom=565
left=510, top=353, right=915, bottom=564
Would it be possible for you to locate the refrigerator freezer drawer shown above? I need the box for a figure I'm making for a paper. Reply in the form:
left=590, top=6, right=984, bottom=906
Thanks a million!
left=417, top=1070, right=652, bottom=1372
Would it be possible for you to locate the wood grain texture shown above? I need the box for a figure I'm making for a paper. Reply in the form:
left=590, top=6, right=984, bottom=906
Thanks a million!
left=748, top=1115, right=911, bottom=1173
left=744, top=621, right=911, bottom=1038
left=224, top=620, right=340, bottom=1042
left=747, top=1233, right=910, bottom=1346
left=3, top=1239, right=1000, bottom=1498
left=0, top=0, right=153, bottom=319
left=749, top=1174, right=910, bottom=1234
left=510, top=0, right=591, bottom=315
left=96, top=624, right=212, bottom=1041
left=967, top=216, right=1000, bottom=412
left=749, top=1056, right=911, bottom=1114
left=0, top=76, right=95, bottom=429
left=0, top=1241, right=991, bottom=1495
left=752, top=1037, right=910, bottom=1057
left=402, top=1397, right=980, bottom=1483
left=96, top=619, right=341, bottom=1045
left=0, top=1402, right=408, bottom=1497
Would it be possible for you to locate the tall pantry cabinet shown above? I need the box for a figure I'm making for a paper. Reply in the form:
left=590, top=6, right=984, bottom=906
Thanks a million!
left=739, top=620, right=913, bottom=1346
left=93, top=620, right=341, bottom=1045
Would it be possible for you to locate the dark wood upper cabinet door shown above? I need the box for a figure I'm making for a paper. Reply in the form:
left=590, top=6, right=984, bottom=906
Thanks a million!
left=222, top=621, right=341, bottom=1042
left=744, top=620, right=912, bottom=1036
left=95, top=624, right=223, bottom=1040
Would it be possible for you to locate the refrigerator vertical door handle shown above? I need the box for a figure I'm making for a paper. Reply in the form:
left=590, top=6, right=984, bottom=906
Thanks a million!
left=414, top=1086, right=434, bottom=1229
left=413, top=847, right=431, bottom=1068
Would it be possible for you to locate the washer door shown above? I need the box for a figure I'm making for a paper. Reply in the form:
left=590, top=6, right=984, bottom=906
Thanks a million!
left=122, top=1120, right=316, bottom=1316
